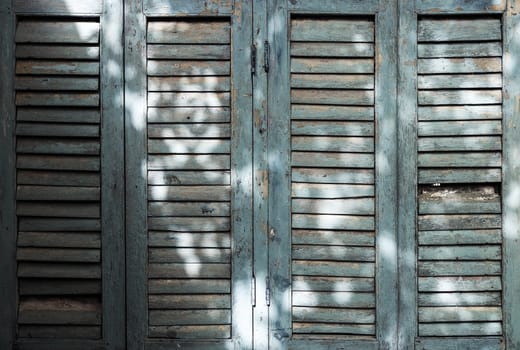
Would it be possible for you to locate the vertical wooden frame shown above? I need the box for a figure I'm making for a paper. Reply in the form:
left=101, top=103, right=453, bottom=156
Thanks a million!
left=101, top=0, right=126, bottom=348
left=125, top=0, right=148, bottom=348
left=267, top=0, right=292, bottom=348
left=503, top=1, right=520, bottom=349
left=397, top=1, right=418, bottom=349
left=0, top=1, right=17, bottom=349
left=231, top=1, right=255, bottom=349
left=375, top=0, right=399, bottom=349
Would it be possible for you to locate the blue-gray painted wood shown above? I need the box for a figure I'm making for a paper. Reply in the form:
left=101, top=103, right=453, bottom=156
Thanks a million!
left=397, top=0, right=418, bottom=349
left=503, top=2, right=520, bottom=349
left=101, top=0, right=125, bottom=348
left=376, top=1, right=398, bottom=348
left=415, top=337, right=503, bottom=350
left=15, top=339, right=105, bottom=350
left=287, top=0, right=377, bottom=13
left=14, top=0, right=102, bottom=14
left=144, top=0, right=232, bottom=16
left=125, top=0, right=148, bottom=348
left=0, top=2, right=17, bottom=349
left=416, top=0, right=505, bottom=13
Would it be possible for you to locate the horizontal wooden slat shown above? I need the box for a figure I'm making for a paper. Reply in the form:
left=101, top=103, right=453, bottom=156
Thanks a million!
left=17, top=124, right=99, bottom=137
left=148, top=155, right=230, bottom=170
left=293, top=291, right=375, bottom=308
left=149, top=248, right=230, bottom=263
left=148, top=217, right=230, bottom=232
left=18, top=232, right=100, bottom=248
left=148, top=107, right=230, bottom=123
left=147, top=21, right=230, bottom=44
left=148, top=92, right=230, bottom=107
left=418, top=136, right=501, bottom=152
left=17, top=139, right=100, bottom=155
left=17, top=325, right=101, bottom=339
left=17, top=108, right=100, bottom=124
left=17, top=155, right=100, bottom=171
left=418, top=322, right=502, bottom=337
left=15, top=77, right=99, bottom=91
left=148, top=263, right=230, bottom=279
left=148, top=139, right=230, bottom=154
left=418, top=306, right=502, bottom=322
left=148, top=325, right=230, bottom=339
left=418, top=90, right=502, bottom=105
left=418, top=214, right=501, bottom=230
left=292, top=89, right=374, bottom=106
left=149, top=294, right=230, bottom=309
left=419, top=198, right=501, bottom=215
left=17, top=202, right=100, bottom=217
left=292, top=276, right=374, bottom=292
left=418, top=246, right=501, bottom=261
left=418, top=43, right=502, bottom=58
left=292, top=121, right=373, bottom=136
left=17, top=171, right=100, bottom=187
left=18, top=297, right=101, bottom=325
left=292, top=261, right=374, bottom=277
left=148, top=279, right=230, bottom=294
left=292, top=230, right=374, bottom=246
left=14, top=1, right=102, bottom=14
left=148, top=202, right=230, bottom=217
left=418, top=121, right=502, bottom=136
left=418, top=74, right=502, bottom=89
left=291, top=58, right=374, bottom=74
left=418, top=292, right=501, bottom=306
left=418, top=19, right=501, bottom=42
left=16, top=93, right=100, bottom=107
left=292, top=168, right=374, bottom=184
left=291, top=74, right=374, bottom=89
left=147, top=61, right=230, bottom=77
left=148, top=124, right=230, bottom=138
left=415, top=0, right=506, bottom=13
left=415, top=337, right=503, bottom=350
left=148, top=186, right=230, bottom=201
left=148, top=171, right=230, bottom=185
left=293, top=322, right=375, bottom=335
left=288, top=0, right=378, bottom=13
left=292, top=198, right=374, bottom=215
left=418, top=105, right=502, bottom=121
left=292, top=105, right=374, bottom=121
left=293, top=307, right=375, bottom=324
left=418, top=229, right=501, bottom=245
left=16, top=61, right=99, bottom=75
left=18, top=263, right=101, bottom=279
left=292, top=183, right=374, bottom=198
left=292, top=137, right=374, bottom=153
left=418, top=261, right=501, bottom=276
left=149, top=309, right=230, bottom=326
left=291, top=19, right=374, bottom=42
left=19, top=280, right=101, bottom=296
left=149, top=232, right=230, bottom=248
left=418, top=58, right=501, bottom=74
left=418, top=152, right=501, bottom=168
left=148, top=77, right=230, bottom=92
left=148, top=44, right=230, bottom=60
left=291, top=43, right=374, bottom=58
left=16, top=22, right=99, bottom=43
left=418, top=276, right=502, bottom=292
left=17, top=185, right=99, bottom=201
left=419, top=169, right=502, bottom=184
left=18, top=218, right=101, bottom=232
left=293, top=245, right=374, bottom=262
left=17, top=248, right=100, bottom=263
left=16, top=45, right=100, bottom=60
left=292, top=152, right=374, bottom=168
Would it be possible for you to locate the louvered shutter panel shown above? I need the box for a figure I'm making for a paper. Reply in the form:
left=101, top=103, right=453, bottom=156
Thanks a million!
left=14, top=17, right=103, bottom=339
left=416, top=16, right=504, bottom=341
left=146, top=18, right=233, bottom=340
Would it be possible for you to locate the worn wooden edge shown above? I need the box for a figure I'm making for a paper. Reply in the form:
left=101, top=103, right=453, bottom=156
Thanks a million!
left=252, top=0, right=269, bottom=349
left=415, top=337, right=504, bottom=350
left=145, top=340, right=235, bottom=350
left=101, top=0, right=125, bottom=348
left=375, top=1, right=398, bottom=348
left=268, top=0, right=292, bottom=346
left=14, top=0, right=102, bottom=15
left=230, top=1, right=254, bottom=348
left=14, top=339, right=105, bottom=350
left=288, top=0, right=378, bottom=14
left=288, top=339, right=378, bottom=350
left=0, top=2, right=17, bottom=349
left=144, top=0, right=232, bottom=16
left=415, top=0, right=506, bottom=14
left=503, top=2, right=520, bottom=350
left=125, top=0, right=148, bottom=348
left=397, top=1, right=418, bottom=349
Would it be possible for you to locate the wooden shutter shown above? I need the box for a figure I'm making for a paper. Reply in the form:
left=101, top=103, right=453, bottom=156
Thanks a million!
left=416, top=16, right=504, bottom=341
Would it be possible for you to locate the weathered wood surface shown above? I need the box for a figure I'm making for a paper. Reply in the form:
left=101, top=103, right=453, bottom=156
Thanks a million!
left=418, top=136, right=501, bottom=152
left=291, top=19, right=374, bottom=42
left=292, top=230, right=374, bottom=246
left=148, top=171, right=230, bottom=185
left=18, top=298, right=102, bottom=325
left=418, top=276, right=502, bottom=292
left=418, top=58, right=501, bottom=74
left=292, top=168, right=374, bottom=184
left=17, top=171, right=100, bottom=187
left=17, top=108, right=100, bottom=123
left=148, top=45, right=230, bottom=60
left=418, top=43, right=502, bottom=58
left=418, top=74, right=501, bottom=89
left=418, top=105, right=501, bottom=121
left=149, top=310, right=230, bottom=326
left=18, top=325, right=101, bottom=339
left=148, top=124, right=230, bottom=138
left=147, top=21, right=230, bottom=44
left=419, top=322, right=502, bottom=336
left=149, top=248, right=230, bottom=263
left=18, top=232, right=100, bottom=248
left=16, top=61, right=100, bottom=75
left=415, top=337, right=503, bottom=350
left=419, top=306, right=502, bottom=322
left=148, top=279, right=230, bottom=294
left=292, top=246, right=375, bottom=262
left=415, top=0, right=506, bottom=13
left=418, top=261, right=501, bottom=276
left=418, top=292, right=501, bottom=306
left=291, top=43, right=374, bottom=58
left=292, top=137, right=374, bottom=152
left=419, top=169, right=501, bottom=184
left=17, top=248, right=100, bottom=263
left=292, top=276, right=374, bottom=292
left=148, top=155, right=230, bottom=170
left=14, top=0, right=102, bottom=14
left=291, top=152, right=374, bottom=168
left=418, top=229, right=501, bottom=245
left=148, top=325, right=230, bottom=339
left=291, top=58, right=374, bottom=74
left=147, top=61, right=230, bottom=76
left=148, top=295, right=230, bottom=309
left=292, top=121, right=374, bottom=136
left=292, top=261, right=374, bottom=278
left=292, top=105, right=374, bottom=120
left=148, top=77, right=230, bottom=92
left=18, top=263, right=101, bottom=279
left=148, top=263, right=230, bottom=279
left=16, top=45, right=100, bottom=60
left=148, top=232, right=230, bottom=248
left=418, top=19, right=501, bottom=42
left=18, top=139, right=100, bottom=155
left=144, top=0, right=233, bottom=16
left=418, top=152, right=501, bottom=168
left=292, top=323, right=375, bottom=335
left=293, top=307, right=374, bottom=324
left=292, top=198, right=374, bottom=215
left=418, top=214, right=501, bottom=230
left=292, top=183, right=374, bottom=198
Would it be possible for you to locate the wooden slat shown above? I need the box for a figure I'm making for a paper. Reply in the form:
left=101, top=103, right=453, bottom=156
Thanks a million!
left=419, top=197, right=501, bottom=214
left=148, top=155, right=230, bottom=170
left=148, top=171, right=230, bottom=185
left=292, top=183, right=374, bottom=198
left=16, top=124, right=99, bottom=137
left=17, top=171, right=100, bottom=187
left=292, top=152, right=374, bottom=168
left=419, top=169, right=502, bottom=184
left=18, top=232, right=100, bottom=248
left=415, top=338, right=503, bottom=350
left=419, top=322, right=502, bottom=337
left=292, top=307, right=374, bottom=324
left=148, top=124, right=230, bottom=138
left=418, top=292, right=501, bottom=306
left=16, top=61, right=99, bottom=75
left=291, top=74, right=374, bottom=89
left=148, top=107, right=230, bottom=123
left=149, top=309, right=230, bottom=326
left=17, top=248, right=100, bottom=263
left=418, top=121, right=502, bottom=136
left=418, top=136, right=501, bottom=152
left=148, top=325, right=230, bottom=339
left=147, top=61, right=230, bottom=77
left=291, top=19, right=374, bottom=42
left=18, top=298, right=101, bottom=325
left=14, top=1, right=102, bottom=14
left=292, top=214, right=374, bottom=231
left=148, top=77, right=230, bottom=92
left=418, top=90, right=502, bottom=105
left=293, top=323, right=375, bottom=335
left=17, top=325, right=101, bottom=339
left=418, top=229, right=502, bottom=245
left=16, top=93, right=100, bottom=107
left=291, top=58, right=374, bottom=74
left=148, top=263, right=230, bottom=279
left=148, top=92, right=230, bottom=107
left=418, top=152, right=502, bottom=168
left=292, top=137, right=373, bottom=153
left=17, top=185, right=99, bottom=201
left=17, top=139, right=100, bottom=155
left=148, top=44, right=230, bottom=60
left=17, top=108, right=100, bottom=124
left=418, top=261, right=501, bottom=276
left=418, top=246, right=501, bottom=261
left=418, top=105, right=502, bottom=121
left=148, top=185, right=230, bottom=201
left=292, top=105, right=374, bottom=121
left=292, top=168, right=374, bottom=184
left=291, top=89, right=374, bottom=106
left=418, top=58, right=501, bottom=74
left=418, top=19, right=501, bottom=42
left=418, top=43, right=502, bottom=58
left=148, top=217, right=230, bottom=232
left=292, top=198, right=374, bottom=215
left=292, top=276, right=374, bottom=292
left=148, top=232, right=230, bottom=248
left=418, top=214, right=501, bottom=230
left=293, top=291, right=375, bottom=308
left=148, top=202, right=230, bottom=217
left=292, top=121, right=373, bottom=136
left=292, top=246, right=374, bottom=262
left=418, top=74, right=502, bottom=89
left=148, top=294, right=230, bottom=309
left=18, top=263, right=101, bottom=279
left=148, top=139, right=230, bottom=154
left=418, top=306, right=502, bottom=322
left=17, top=202, right=100, bottom=218
left=292, top=261, right=374, bottom=278
left=149, top=248, right=230, bottom=263
left=16, top=45, right=100, bottom=60
left=18, top=218, right=101, bottom=232
left=148, top=279, right=230, bottom=294
left=15, top=77, right=99, bottom=91
left=147, top=21, right=230, bottom=44
left=288, top=0, right=378, bottom=13
left=19, top=279, right=99, bottom=298
left=16, top=22, right=99, bottom=44
left=292, top=230, right=374, bottom=246
left=418, top=277, right=502, bottom=292
left=415, top=0, right=506, bottom=13
left=291, top=43, right=374, bottom=58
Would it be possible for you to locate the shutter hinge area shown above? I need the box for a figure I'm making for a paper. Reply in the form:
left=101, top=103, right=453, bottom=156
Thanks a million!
left=263, top=40, right=270, bottom=73
left=251, top=44, right=257, bottom=75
